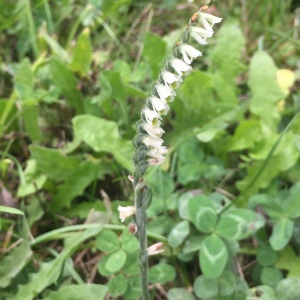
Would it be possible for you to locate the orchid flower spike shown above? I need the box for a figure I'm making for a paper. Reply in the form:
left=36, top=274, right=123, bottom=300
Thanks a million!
left=132, top=8, right=222, bottom=178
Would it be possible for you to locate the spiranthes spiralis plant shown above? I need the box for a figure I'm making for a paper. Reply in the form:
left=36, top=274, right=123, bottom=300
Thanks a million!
left=118, top=1, right=222, bottom=299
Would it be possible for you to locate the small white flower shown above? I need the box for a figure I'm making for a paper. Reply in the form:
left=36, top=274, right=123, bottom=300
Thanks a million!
left=117, top=205, right=136, bottom=222
left=161, top=70, right=183, bottom=90
left=147, top=242, right=164, bottom=256
left=149, top=95, right=169, bottom=115
left=155, top=83, right=176, bottom=102
left=143, top=135, right=164, bottom=148
left=199, top=12, right=222, bottom=27
left=179, top=43, right=202, bottom=64
left=170, top=57, right=193, bottom=76
left=190, top=27, right=214, bottom=45
left=148, top=145, right=168, bottom=165
left=143, top=122, right=165, bottom=138
left=143, top=107, right=162, bottom=126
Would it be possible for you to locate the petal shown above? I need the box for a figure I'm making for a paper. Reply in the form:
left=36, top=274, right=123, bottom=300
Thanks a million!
left=143, top=135, right=164, bottom=148
left=200, top=17, right=214, bottom=32
left=199, top=12, right=222, bottom=25
left=191, top=27, right=214, bottom=38
left=161, top=70, right=183, bottom=89
left=149, top=95, right=170, bottom=115
left=190, top=31, right=207, bottom=45
left=155, top=83, right=176, bottom=102
left=143, top=122, right=165, bottom=137
left=170, top=57, right=193, bottom=76
left=143, top=107, right=162, bottom=125
left=117, top=205, right=136, bottom=222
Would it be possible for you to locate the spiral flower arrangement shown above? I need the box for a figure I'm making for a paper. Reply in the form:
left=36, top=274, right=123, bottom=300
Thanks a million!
left=118, top=3, right=222, bottom=299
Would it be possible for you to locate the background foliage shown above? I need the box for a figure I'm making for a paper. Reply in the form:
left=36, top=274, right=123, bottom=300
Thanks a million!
left=1, top=0, right=300, bottom=299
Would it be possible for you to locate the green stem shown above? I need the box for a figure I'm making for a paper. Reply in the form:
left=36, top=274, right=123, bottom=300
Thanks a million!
left=134, top=181, right=151, bottom=300
left=25, top=0, right=39, bottom=58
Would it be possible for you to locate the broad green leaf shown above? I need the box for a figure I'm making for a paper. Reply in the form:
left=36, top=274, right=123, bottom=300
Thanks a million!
left=256, top=245, right=278, bottom=267
left=261, top=267, right=283, bottom=289
left=195, top=121, right=228, bottom=143
left=0, top=205, right=24, bottom=215
left=149, top=264, right=176, bottom=284
left=30, top=145, right=81, bottom=181
left=0, top=241, right=32, bottom=288
left=17, top=159, right=47, bottom=197
left=168, top=220, right=190, bottom=248
left=70, top=28, right=92, bottom=77
left=250, top=132, right=299, bottom=172
left=250, top=286, right=276, bottom=300
left=107, top=274, right=128, bottom=297
left=228, top=120, right=262, bottom=151
left=147, top=215, right=174, bottom=235
left=147, top=168, right=175, bottom=216
left=176, top=71, right=214, bottom=129
left=15, top=226, right=103, bottom=300
left=183, top=236, right=204, bottom=253
left=188, top=194, right=217, bottom=233
left=219, top=270, right=236, bottom=296
left=123, top=252, right=139, bottom=275
left=177, top=138, right=205, bottom=164
left=143, top=32, right=167, bottom=78
left=248, top=194, right=283, bottom=220
left=193, top=275, right=218, bottom=298
left=96, top=229, right=120, bottom=253
left=282, top=183, right=300, bottom=219
left=178, top=192, right=195, bottom=220
left=270, top=218, right=294, bottom=250
left=15, top=58, right=34, bottom=99
left=236, top=155, right=291, bottom=206
left=105, top=249, right=127, bottom=273
left=177, top=252, right=194, bottom=262
left=72, top=115, right=133, bottom=171
left=276, top=277, right=300, bottom=300
left=26, top=197, right=44, bottom=226
left=43, top=284, right=108, bottom=300
left=22, top=104, right=42, bottom=142
left=167, top=288, right=196, bottom=300
left=275, top=246, right=300, bottom=278
left=178, top=164, right=202, bottom=185
left=215, top=209, right=265, bottom=240
left=121, top=230, right=139, bottom=253
left=50, top=57, right=84, bottom=113
left=51, top=160, right=99, bottom=209
left=147, top=168, right=174, bottom=200
left=200, top=234, right=228, bottom=278
left=211, top=20, right=245, bottom=93
left=123, top=276, right=142, bottom=299
left=248, top=51, right=285, bottom=128
left=98, top=254, right=115, bottom=276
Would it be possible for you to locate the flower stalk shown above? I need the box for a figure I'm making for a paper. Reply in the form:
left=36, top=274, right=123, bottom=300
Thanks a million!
left=119, top=2, right=222, bottom=299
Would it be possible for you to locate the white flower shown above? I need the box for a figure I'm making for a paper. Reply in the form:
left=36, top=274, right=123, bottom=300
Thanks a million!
left=117, top=205, right=136, bottom=222
left=190, top=27, right=214, bottom=45
left=179, top=43, right=202, bottom=64
left=170, top=57, right=193, bottom=76
left=155, top=83, right=176, bottom=102
left=143, top=107, right=162, bottom=126
left=143, top=135, right=164, bottom=148
left=199, top=12, right=222, bottom=28
left=147, top=145, right=168, bottom=165
left=143, top=122, right=165, bottom=138
left=149, top=95, right=169, bottom=115
left=147, top=242, right=164, bottom=256
left=161, top=70, right=183, bottom=90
